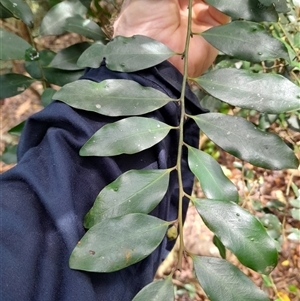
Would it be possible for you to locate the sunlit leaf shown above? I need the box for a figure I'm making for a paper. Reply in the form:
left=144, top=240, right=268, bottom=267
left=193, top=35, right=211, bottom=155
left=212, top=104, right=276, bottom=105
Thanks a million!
left=0, top=0, right=33, bottom=27
left=200, top=21, right=289, bottom=63
left=84, top=169, right=171, bottom=228
left=69, top=213, right=169, bottom=272
left=80, top=117, right=174, bottom=156
left=0, top=73, right=34, bottom=98
left=54, top=79, right=174, bottom=116
left=192, top=256, right=270, bottom=301
left=49, top=42, right=90, bottom=70
left=194, top=68, right=300, bottom=113
left=193, top=198, right=278, bottom=274
left=78, top=35, right=175, bottom=72
left=191, top=113, right=299, bottom=170
left=132, top=277, right=174, bottom=301
left=0, top=28, right=31, bottom=60
left=205, top=0, right=278, bottom=22
left=64, top=15, right=106, bottom=41
left=40, top=0, right=87, bottom=35
left=187, top=146, right=238, bottom=203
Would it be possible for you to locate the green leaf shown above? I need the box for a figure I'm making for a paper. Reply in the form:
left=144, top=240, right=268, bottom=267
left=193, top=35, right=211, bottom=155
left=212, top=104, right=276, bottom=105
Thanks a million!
left=1, top=144, right=17, bottom=164
left=0, top=73, right=34, bottom=98
left=192, top=256, right=269, bottom=301
left=64, top=15, right=106, bottom=41
left=84, top=169, right=171, bottom=228
left=132, top=277, right=174, bottom=301
left=259, top=0, right=289, bottom=13
left=8, top=121, right=25, bottom=136
left=40, top=0, right=87, bottom=35
left=187, top=146, right=238, bottom=203
left=43, top=68, right=84, bottom=86
left=213, top=235, right=226, bottom=259
left=77, top=35, right=175, bottom=72
left=49, top=42, right=90, bottom=70
left=0, top=0, right=33, bottom=27
left=80, top=117, right=173, bottom=157
left=193, top=198, right=278, bottom=274
left=291, top=208, right=300, bottom=221
left=0, top=28, right=31, bottom=60
left=0, top=3, right=14, bottom=18
left=201, top=21, right=289, bottom=63
left=191, top=113, right=299, bottom=170
left=41, top=88, right=56, bottom=107
left=205, top=0, right=278, bottom=22
left=69, top=213, right=169, bottom=272
left=54, top=79, right=174, bottom=116
left=194, top=68, right=300, bottom=114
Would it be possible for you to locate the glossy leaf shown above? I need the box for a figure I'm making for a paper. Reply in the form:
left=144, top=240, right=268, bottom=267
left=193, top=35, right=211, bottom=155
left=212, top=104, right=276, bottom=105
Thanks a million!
left=69, top=213, right=169, bottom=272
left=40, top=0, right=87, bottom=35
left=0, top=0, right=33, bottom=27
left=132, top=277, right=174, bottom=301
left=192, top=256, right=269, bottom=301
left=54, top=79, right=174, bottom=116
left=78, top=35, right=175, bottom=72
left=205, top=0, right=278, bottom=22
left=194, top=68, right=300, bottom=114
left=187, top=145, right=238, bottom=203
left=49, top=42, right=90, bottom=70
left=0, top=2, right=13, bottom=18
left=193, top=198, right=278, bottom=274
left=84, top=169, right=171, bottom=228
left=0, top=28, right=31, bottom=60
left=80, top=117, right=173, bottom=156
left=191, top=113, right=299, bottom=170
left=64, top=15, right=106, bottom=41
left=201, top=21, right=289, bottom=63
left=0, top=74, right=34, bottom=98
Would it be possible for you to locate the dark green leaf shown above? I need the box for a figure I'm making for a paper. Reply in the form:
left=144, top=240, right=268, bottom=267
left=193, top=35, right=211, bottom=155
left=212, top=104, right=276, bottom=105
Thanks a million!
left=69, top=213, right=169, bottom=272
left=40, top=0, right=87, bottom=35
left=1, top=144, right=17, bottom=164
left=259, top=0, right=289, bottom=13
left=193, top=198, right=278, bottom=274
left=84, top=169, right=171, bottom=228
left=0, top=73, right=34, bottom=98
left=77, top=35, right=175, bottom=72
left=213, top=235, right=226, bottom=259
left=79, top=0, right=91, bottom=8
left=201, top=21, right=289, bottom=63
left=54, top=79, right=174, bottom=116
left=187, top=146, right=238, bottom=203
left=64, top=15, right=106, bottom=41
left=43, top=68, right=84, bottom=86
left=132, top=277, right=174, bottom=301
left=49, top=42, right=90, bottom=70
left=192, top=256, right=269, bottom=301
left=80, top=117, right=173, bottom=156
left=205, top=0, right=278, bottom=22
left=191, top=113, right=299, bottom=170
left=8, top=121, right=25, bottom=136
left=194, top=68, right=300, bottom=114
left=0, top=28, right=31, bottom=60
left=0, top=0, right=33, bottom=27
left=0, top=3, right=13, bottom=18
left=41, top=88, right=56, bottom=107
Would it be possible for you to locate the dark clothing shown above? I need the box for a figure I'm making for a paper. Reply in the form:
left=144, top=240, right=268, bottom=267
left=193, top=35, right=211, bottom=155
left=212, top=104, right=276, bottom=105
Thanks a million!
left=0, top=61, right=203, bottom=300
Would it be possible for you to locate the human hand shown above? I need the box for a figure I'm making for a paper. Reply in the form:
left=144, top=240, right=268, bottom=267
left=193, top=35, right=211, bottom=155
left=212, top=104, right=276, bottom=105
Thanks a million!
left=113, top=0, right=230, bottom=77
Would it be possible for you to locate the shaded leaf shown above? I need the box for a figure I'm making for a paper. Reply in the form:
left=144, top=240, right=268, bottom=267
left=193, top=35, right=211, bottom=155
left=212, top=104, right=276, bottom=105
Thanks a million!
left=8, top=121, right=25, bottom=136
left=1, top=144, right=17, bottom=164
left=44, top=68, right=84, bottom=86
left=0, top=28, right=31, bottom=60
left=80, top=117, right=173, bottom=156
left=291, top=208, right=300, bottom=221
left=84, top=169, right=171, bottom=228
left=54, top=79, right=174, bottom=116
left=0, top=2, right=14, bottom=18
left=194, top=68, right=300, bottom=114
left=69, top=213, right=169, bottom=272
left=187, top=145, right=238, bottom=203
left=49, top=42, right=90, bottom=70
left=41, top=88, right=56, bottom=107
left=205, top=0, right=278, bottom=22
left=64, top=15, right=106, bottom=41
left=192, top=256, right=269, bottom=301
left=78, top=35, right=175, bottom=72
left=193, top=198, right=278, bottom=274
left=259, top=0, right=289, bottom=13
left=201, top=21, right=289, bottom=63
left=0, top=73, right=34, bottom=98
left=0, top=0, right=33, bottom=27
left=191, top=113, right=299, bottom=170
left=213, top=235, right=226, bottom=259
left=132, top=277, right=174, bottom=301
left=40, top=0, right=87, bottom=35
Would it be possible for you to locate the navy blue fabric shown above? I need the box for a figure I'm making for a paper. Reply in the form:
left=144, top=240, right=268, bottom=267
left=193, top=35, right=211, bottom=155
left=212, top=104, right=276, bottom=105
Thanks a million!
left=0, top=61, right=204, bottom=301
